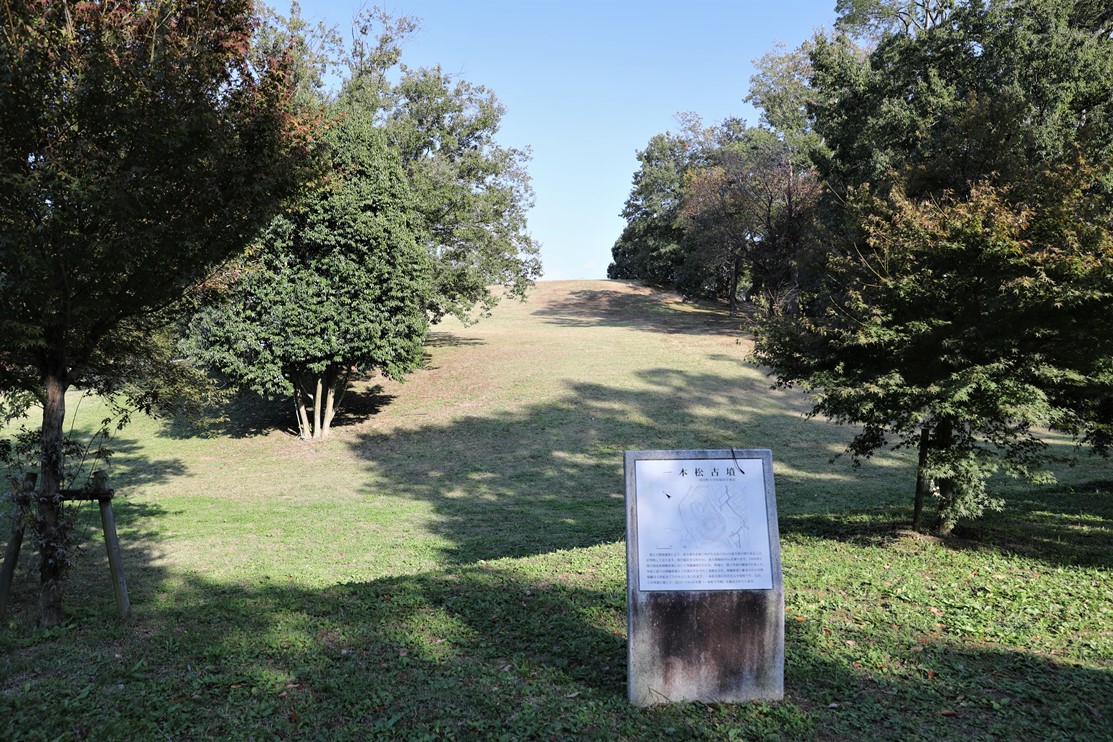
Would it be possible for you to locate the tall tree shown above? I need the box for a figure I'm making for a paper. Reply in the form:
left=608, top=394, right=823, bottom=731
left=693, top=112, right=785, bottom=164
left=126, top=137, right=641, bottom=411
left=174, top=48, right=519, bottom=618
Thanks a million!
left=329, top=6, right=541, bottom=321
left=611, top=46, right=824, bottom=312
left=0, top=0, right=308, bottom=624
left=678, top=46, right=823, bottom=314
left=682, top=130, right=821, bottom=315
left=608, top=131, right=694, bottom=286
left=608, top=117, right=741, bottom=297
left=758, top=172, right=1113, bottom=533
left=756, top=0, right=1113, bottom=533
left=189, top=109, right=430, bottom=440
left=189, top=6, right=540, bottom=436
left=381, top=65, right=540, bottom=321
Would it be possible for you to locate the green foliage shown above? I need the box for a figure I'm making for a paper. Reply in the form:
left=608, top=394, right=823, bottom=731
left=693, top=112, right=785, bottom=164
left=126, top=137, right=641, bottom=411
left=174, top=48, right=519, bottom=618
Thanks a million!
left=379, top=65, right=541, bottom=322
left=608, top=130, right=693, bottom=286
left=608, top=119, right=758, bottom=300
left=0, top=0, right=310, bottom=623
left=682, top=127, right=821, bottom=314
left=251, top=1, right=343, bottom=113
left=0, top=0, right=308, bottom=391
left=757, top=0, right=1113, bottom=531
left=0, top=424, right=111, bottom=496
left=834, top=0, right=956, bottom=38
left=611, top=48, right=823, bottom=313
left=187, top=6, right=540, bottom=438
left=745, top=42, right=825, bottom=162
left=761, top=174, right=1113, bottom=528
left=813, top=0, right=1113, bottom=199
left=311, top=4, right=542, bottom=322
left=190, top=110, right=431, bottom=439
left=0, top=393, right=35, bottom=428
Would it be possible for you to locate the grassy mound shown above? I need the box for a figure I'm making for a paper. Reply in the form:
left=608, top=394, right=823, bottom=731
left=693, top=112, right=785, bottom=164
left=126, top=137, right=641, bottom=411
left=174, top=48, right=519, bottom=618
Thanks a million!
left=2, top=280, right=1110, bottom=739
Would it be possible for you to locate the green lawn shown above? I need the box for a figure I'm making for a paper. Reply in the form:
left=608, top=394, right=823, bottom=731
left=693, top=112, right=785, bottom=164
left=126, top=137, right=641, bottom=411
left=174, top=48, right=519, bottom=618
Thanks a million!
left=2, top=280, right=1110, bottom=740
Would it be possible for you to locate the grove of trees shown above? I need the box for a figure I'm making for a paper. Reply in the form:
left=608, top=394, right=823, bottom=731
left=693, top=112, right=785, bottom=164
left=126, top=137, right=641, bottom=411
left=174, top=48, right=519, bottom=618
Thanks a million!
left=0, top=1, right=539, bottom=623
left=189, top=4, right=541, bottom=439
left=609, top=45, right=822, bottom=317
left=0, top=0, right=313, bottom=624
left=612, top=0, right=1113, bottom=534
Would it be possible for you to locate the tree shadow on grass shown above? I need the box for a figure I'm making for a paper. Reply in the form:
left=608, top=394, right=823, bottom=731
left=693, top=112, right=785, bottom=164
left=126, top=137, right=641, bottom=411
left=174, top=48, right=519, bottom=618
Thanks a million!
left=3, top=562, right=1108, bottom=739
left=155, top=336, right=480, bottom=443
left=777, top=480, right=1113, bottom=570
left=348, top=366, right=909, bottom=566
left=2, top=368, right=1108, bottom=738
left=779, top=510, right=918, bottom=547
left=156, top=388, right=294, bottom=440
left=101, top=435, right=188, bottom=490
left=157, top=381, right=400, bottom=441
left=532, top=285, right=748, bottom=336
left=782, top=618, right=1111, bottom=740
left=425, top=331, right=486, bottom=348
left=347, top=360, right=1111, bottom=572
left=947, top=483, right=1113, bottom=569
left=327, top=384, right=397, bottom=430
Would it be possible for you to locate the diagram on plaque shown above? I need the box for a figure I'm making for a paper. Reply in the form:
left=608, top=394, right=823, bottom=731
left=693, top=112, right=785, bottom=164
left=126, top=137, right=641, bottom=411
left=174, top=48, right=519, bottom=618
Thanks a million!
left=677, top=484, right=750, bottom=547
left=635, top=458, right=773, bottom=591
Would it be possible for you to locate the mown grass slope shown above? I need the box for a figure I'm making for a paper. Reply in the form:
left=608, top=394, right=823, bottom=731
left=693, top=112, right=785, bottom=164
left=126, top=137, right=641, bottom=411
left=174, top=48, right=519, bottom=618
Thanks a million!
left=2, top=280, right=1110, bottom=740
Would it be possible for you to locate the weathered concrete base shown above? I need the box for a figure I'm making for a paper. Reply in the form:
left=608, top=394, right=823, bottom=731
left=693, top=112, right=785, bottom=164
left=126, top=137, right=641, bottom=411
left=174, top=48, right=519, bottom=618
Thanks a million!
left=628, top=588, right=784, bottom=706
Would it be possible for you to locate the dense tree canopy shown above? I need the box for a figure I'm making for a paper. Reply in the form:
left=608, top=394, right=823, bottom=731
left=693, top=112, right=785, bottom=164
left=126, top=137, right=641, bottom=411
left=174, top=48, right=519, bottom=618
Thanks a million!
left=607, top=130, right=696, bottom=287
left=609, top=48, right=821, bottom=313
left=611, top=0, right=1113, bottom=534
left=755, top=0, right=1113, bottom=533
left=682, top=128, right=820, bottom=315
left=188, top=5, right=540, bottom=438
left=0, top=0, right=308, bottom=623
left=189, top=108, right=431, bottom=439
left=382, top=65, right=541, bottom=322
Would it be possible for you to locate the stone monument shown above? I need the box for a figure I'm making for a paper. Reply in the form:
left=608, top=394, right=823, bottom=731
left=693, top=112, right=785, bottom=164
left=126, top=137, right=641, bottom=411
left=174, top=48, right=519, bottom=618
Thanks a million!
left=625, top=449, right=783, bottom=706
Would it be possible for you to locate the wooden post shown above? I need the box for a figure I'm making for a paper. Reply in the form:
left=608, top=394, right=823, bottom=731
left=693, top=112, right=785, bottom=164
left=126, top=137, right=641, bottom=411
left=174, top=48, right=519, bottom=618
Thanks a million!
left=92, top=471, right=130, bottom=619
left=0, top=473, right=37, bottom=618
left=1, top=471, right=131, bottom=620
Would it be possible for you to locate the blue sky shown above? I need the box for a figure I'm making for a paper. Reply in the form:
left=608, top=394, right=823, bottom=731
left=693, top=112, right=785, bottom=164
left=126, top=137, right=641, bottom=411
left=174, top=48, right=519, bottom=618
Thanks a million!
left=285, top=1, right=839, bottom=280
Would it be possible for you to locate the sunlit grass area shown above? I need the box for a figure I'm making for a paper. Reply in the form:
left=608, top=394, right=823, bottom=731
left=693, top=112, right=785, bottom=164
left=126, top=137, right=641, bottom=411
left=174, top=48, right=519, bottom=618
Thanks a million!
left=2, top=280, right=1110, bottom=740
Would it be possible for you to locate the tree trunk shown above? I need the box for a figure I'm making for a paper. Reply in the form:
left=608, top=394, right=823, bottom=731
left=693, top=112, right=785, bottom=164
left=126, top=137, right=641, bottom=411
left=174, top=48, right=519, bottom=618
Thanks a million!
left=321, top=366, right=350, bottom=438
left=294, top=387, right=310, bottom=440
left=320, top=369, right=335, bottom=439
left=787, top=251, right=801, bottom=316
left=912, top=425, right=930, bottom=532
left=312, top=375, right=323, bottom=439
left=334, top=367, right=352, bottom=412
left=934, top=417, right=957, bottom=536
left=38, top=365, right=68, bottom=626
left=729, top=254, right=740, bottom=317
